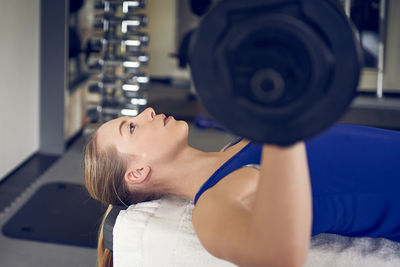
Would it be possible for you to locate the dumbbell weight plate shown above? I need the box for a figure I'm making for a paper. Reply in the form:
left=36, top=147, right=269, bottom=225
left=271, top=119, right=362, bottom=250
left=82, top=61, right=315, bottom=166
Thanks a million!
left=190, top=0, right=362, bottom=146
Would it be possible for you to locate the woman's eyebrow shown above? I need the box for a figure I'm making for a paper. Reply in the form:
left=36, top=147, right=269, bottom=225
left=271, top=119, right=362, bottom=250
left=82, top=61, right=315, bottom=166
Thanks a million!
left=119, top=120, right=127, bottom=136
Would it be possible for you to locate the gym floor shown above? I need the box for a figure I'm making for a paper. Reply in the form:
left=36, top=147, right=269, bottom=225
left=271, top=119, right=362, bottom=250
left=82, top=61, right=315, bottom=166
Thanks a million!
left=0, top=82, right=234, bottom=267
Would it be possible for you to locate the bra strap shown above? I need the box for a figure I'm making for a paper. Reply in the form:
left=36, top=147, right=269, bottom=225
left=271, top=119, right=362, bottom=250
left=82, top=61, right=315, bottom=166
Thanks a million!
left=243, top=164, right=260, bottom=170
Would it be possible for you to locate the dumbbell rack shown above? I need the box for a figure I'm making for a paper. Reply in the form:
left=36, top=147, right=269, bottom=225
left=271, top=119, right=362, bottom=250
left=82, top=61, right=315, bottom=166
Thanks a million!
left=87, top=0, right=149, bottom=124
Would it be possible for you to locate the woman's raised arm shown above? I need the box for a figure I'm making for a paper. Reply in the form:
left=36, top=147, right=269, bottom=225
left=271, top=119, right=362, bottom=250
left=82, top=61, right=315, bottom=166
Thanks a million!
left=248, top=142, right=312, bottom=266
left=192, top=142, right=312, bottom=267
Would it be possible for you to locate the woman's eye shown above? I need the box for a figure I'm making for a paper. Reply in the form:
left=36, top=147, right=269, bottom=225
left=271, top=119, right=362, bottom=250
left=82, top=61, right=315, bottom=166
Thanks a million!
left=129, top=122, right=135, bottom=134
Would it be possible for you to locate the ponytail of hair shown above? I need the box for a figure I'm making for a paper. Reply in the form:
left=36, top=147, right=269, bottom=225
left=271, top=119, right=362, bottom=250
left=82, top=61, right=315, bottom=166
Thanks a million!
left=97, top=205, right=113, bottom=267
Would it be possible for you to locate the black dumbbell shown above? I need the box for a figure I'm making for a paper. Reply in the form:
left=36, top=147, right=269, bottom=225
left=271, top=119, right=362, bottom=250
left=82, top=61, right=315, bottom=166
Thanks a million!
left=190, top=0, right=363, bottom=146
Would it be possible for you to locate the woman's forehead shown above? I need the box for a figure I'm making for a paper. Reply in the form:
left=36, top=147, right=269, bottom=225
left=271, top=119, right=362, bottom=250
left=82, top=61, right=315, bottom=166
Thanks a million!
left=96, top=117, right=128, bottom=148
left=99, top=117, right=119, bottom=133
left=103, top=116, right=131, bottom=130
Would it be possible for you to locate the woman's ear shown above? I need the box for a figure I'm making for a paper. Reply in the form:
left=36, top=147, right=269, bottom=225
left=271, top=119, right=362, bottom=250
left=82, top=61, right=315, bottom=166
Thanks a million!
left=124, top=165, right=151, bottom=185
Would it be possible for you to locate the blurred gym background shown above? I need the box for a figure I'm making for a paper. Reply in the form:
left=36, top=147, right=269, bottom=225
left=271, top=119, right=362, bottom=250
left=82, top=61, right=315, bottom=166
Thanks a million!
left=0, top=0, right=399, bottom=266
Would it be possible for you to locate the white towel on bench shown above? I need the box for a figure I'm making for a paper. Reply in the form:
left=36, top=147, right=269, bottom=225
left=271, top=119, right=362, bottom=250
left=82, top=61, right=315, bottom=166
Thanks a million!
left=113, top=195, right=400, bottom=267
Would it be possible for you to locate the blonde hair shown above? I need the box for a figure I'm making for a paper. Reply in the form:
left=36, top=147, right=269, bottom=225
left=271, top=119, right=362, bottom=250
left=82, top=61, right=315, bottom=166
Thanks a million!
left=97, top=206, right=113, bottom=267
left=84, top=130, right=164, bottom=267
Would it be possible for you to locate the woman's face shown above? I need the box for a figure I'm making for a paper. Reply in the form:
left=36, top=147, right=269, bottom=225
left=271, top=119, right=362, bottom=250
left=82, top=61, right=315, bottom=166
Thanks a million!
left=96, top=107, right=189, bottom=164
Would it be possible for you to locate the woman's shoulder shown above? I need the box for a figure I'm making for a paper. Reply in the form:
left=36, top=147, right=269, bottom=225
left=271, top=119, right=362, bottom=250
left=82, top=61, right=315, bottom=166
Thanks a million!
left=191, top=167, right=259, bottom=262
left=197, top=138, right=259, bottom=211
left=195, top=165, right=259, bottom=207
left=193, top=163, right=259, bottom=224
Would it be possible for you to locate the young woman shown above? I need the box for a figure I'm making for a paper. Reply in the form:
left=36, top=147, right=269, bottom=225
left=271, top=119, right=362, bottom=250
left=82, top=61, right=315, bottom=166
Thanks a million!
left=84, top=107, right=400, bottom=267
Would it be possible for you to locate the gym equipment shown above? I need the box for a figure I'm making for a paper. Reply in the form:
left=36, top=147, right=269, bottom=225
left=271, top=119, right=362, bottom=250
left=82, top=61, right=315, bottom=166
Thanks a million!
left=124, top=72, right=149, bottom=85
left=94, top=15, right=148, bottom=33
left=89, top=78, right=148, bottom=96
left=190, top=0, right=363, bottom=146
left=122, top=32, right=150, bottom=51
left=95, top=0, right=146, bottom=14
left=103, top=205, right=127, bottom=251
left=87, top=0, right=149, bottom=123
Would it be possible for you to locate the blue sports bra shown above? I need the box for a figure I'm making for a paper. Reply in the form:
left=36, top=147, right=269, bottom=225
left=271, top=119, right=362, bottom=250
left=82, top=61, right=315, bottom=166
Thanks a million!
left=193, top=137, right=262, bottom=205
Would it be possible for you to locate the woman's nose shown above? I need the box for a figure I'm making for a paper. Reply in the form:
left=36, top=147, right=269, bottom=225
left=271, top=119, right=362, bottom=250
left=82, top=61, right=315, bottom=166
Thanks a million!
left=144, top=107, right=156, bottom=120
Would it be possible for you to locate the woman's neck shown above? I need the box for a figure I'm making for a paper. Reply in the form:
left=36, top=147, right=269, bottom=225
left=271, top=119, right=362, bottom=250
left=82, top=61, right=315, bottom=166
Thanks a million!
left=156, top=145, right=231, bottom=202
